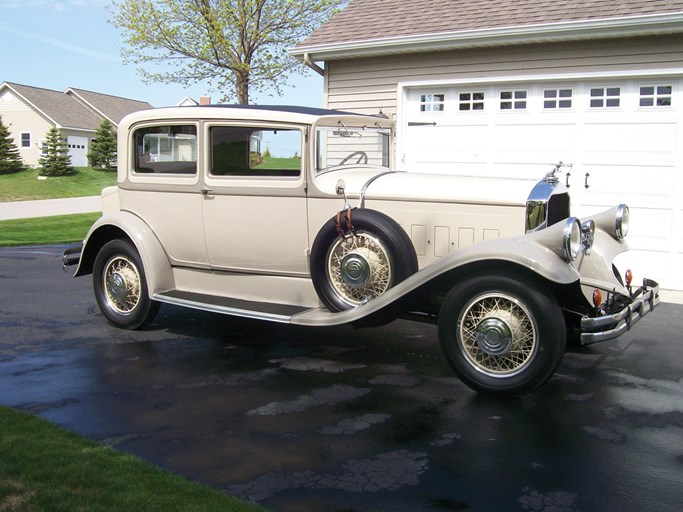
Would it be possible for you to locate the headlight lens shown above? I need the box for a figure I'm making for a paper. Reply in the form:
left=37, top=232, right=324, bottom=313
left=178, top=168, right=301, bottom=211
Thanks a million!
left=562, top=217, right=582, bottom=261
left=616, top=204, right=629, bottom=239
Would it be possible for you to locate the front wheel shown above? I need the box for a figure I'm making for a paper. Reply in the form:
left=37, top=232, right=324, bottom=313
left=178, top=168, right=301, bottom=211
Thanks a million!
left=437, top=275, right=566, bottom=396
left=93, top=239, right=159, bottom=329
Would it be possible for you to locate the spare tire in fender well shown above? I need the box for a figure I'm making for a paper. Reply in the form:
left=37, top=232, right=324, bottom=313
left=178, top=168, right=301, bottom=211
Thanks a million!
left=310, top=208, right=418, bottom=312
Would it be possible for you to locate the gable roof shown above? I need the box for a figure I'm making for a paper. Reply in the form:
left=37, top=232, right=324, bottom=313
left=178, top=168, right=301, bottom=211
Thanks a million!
left=0, top=82, right=152, bottom=131
left=66, top=88, right=152, bottom=126
left=292, top=0, right=683, bottom=60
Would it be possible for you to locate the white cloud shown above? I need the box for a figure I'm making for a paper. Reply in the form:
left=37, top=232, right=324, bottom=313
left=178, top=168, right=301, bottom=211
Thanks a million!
left=0, top=25, right=118, bottom=62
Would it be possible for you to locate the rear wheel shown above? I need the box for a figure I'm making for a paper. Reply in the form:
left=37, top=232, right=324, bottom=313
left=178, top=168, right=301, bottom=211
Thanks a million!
left=438, top=274, right=566, bottom=396
left=93, top=239, right=159, bottom=329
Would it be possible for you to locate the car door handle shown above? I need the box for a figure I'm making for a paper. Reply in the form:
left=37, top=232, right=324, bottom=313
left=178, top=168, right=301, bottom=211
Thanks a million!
left=200, top=186, right=213, bottom=195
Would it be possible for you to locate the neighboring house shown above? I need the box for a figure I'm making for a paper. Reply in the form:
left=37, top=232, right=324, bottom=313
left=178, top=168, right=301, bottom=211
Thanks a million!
left=291, top=0, right=683, bottom=290
left=0, top=82, right=152, bottom=167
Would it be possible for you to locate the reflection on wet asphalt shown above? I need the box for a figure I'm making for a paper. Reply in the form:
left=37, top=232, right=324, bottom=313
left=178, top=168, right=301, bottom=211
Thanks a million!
left=1, top=246, right=682, bottom=512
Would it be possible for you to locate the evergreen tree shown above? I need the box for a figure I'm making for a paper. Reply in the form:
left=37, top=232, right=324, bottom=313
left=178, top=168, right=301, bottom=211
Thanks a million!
left=39, top=127, right=72, bottom=177
left=87, top=119, right=117, bottom=168
left=0, top=116, right=23, bottom=174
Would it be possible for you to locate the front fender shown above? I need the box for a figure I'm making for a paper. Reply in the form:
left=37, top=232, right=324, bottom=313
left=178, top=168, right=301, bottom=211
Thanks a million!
left=292, top=232, right=579, bottom=327
left=75, top=211, right=174, bottom=296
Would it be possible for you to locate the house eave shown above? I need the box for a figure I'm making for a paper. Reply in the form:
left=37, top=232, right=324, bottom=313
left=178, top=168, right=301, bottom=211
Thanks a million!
left=291, top=12, right=683, bottom=61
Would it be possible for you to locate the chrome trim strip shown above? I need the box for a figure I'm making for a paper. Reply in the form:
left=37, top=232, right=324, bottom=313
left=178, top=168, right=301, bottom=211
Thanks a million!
left=580, top=280, right=660, bottom=345
left=359, top=171, right=400, bottom=208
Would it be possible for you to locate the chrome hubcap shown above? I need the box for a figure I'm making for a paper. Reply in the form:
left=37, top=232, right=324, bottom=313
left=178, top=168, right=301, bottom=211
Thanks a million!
left=340, top=253, right=371, bottom=288
left=475, top=318, right=513, bottom=356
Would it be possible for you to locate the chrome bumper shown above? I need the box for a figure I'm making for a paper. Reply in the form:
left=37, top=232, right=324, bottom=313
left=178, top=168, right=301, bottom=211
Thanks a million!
left=62, top=244, right=82, bottom=272
left=580, top=279, right=660, bottom=345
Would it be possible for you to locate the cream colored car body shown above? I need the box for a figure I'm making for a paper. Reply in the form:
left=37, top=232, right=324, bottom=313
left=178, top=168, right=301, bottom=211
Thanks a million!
left=71, top=106, right=656, bottom=341
left=63, top=105, right=663, bottom=395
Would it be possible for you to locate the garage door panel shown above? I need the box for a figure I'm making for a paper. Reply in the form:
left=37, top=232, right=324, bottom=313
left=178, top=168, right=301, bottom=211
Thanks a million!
left=403, top=79, right=683, bottom=289
left=578, top=164, right=675, bottom=208
left=614, top=250, right=670, bottom=289
left=492, top=123, right=577, bottom=153
left=583, top=122, right=677, bottom=156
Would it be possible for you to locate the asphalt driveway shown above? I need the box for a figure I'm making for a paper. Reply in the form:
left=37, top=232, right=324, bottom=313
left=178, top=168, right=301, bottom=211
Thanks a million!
left=1, top=245, right=682, bottom=512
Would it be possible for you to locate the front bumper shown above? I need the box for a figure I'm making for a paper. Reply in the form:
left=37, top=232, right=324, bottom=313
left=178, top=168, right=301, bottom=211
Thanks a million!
left=580, top=279, right=660, bottom=345
left=62, top=243, right=82, bottom=272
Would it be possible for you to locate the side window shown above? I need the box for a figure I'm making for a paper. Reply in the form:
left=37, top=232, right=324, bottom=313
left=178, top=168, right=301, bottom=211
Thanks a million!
left=21, top=133, right=31, bottom=147
left=134, top=125, right=197, bottom=174
left=210, top=126, right=301, bottom=177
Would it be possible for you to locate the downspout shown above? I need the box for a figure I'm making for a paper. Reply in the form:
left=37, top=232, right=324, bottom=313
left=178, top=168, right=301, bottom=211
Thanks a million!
left=303, top=53, right=324, bottom=76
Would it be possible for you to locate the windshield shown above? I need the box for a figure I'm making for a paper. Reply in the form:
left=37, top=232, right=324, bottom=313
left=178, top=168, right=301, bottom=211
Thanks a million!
left=315, top=123, right=391, bottom=172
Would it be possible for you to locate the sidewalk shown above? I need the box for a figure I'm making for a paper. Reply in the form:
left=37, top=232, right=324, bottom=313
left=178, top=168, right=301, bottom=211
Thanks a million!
left=0, top=196, right=100, bottom=221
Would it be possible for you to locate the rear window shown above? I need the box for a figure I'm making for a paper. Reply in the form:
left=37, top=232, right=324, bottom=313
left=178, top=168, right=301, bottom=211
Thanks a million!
left=133, top=125, right=197, bottom=175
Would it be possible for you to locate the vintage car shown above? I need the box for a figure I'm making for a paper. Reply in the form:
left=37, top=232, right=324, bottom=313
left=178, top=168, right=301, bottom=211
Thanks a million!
left=63, top=105, right=659, bottom=396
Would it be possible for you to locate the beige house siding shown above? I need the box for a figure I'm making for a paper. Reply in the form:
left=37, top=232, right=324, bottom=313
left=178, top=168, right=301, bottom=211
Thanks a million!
left=324, top=35, right=683, bottom=115
left=0, top=88, right=52, bottom=166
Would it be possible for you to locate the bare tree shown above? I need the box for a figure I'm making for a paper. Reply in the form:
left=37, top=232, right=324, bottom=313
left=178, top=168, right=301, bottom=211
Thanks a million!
left=109, top=0, right=345, bottom=104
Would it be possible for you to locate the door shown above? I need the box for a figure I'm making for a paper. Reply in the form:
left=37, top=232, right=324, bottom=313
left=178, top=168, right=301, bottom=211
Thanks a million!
left=202, top=124, right=310, bottom=276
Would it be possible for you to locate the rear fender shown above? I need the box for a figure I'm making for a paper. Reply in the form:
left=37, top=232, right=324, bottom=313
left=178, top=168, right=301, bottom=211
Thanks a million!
left=75, top=212, right=174, bottom=296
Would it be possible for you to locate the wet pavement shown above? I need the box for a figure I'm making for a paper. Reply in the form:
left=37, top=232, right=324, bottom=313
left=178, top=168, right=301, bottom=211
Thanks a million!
left=1, top=245, right=682, bottom=512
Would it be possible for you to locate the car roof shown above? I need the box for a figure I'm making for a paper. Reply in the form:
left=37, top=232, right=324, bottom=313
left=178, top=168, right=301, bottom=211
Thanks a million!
left=120, top=104, right=390, bottom=127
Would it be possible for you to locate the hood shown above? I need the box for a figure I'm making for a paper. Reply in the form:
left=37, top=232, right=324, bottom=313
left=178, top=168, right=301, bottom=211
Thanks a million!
left=313, top=168, right=535, bottom=207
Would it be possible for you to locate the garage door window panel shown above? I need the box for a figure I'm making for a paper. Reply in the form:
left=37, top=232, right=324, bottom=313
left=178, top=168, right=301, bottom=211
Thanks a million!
left=459, top=92, right=485, bottom=111
left=419, top=93, right=445, bottom=112
left=590, top=87, right=621, bottom=109
left=500, top=90, right=527, bottom=111
left=639, top=85, right=672, bottom=107
left=544, top=89, right=573, bottom=109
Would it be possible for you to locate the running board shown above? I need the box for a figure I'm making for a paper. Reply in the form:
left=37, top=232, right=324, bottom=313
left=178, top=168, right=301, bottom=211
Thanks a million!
left=153, top=290, right=313, bottom=324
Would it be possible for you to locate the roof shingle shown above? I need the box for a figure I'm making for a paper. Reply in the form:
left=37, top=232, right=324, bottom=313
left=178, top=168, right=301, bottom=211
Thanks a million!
left=299, top=0, right=683, bottom=47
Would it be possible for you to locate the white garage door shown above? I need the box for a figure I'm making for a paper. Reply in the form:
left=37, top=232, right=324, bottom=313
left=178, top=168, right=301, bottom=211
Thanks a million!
left=400, top=78, right=683, bottom=290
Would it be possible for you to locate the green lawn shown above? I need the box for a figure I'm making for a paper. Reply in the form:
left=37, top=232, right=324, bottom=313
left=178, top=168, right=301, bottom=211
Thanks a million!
left=0, top=213, right=100, bottom=246
left=0, top=406, right=266, bottom=512
left=0, top=167, right=116, bottom=202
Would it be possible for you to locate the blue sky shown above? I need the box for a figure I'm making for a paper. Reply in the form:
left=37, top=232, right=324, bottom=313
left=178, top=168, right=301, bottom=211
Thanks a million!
left=0, top=0, right=324, bottom=107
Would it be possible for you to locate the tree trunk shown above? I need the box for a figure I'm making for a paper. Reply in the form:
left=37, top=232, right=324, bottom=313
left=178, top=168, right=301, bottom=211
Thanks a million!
left=236, top=74, right=249, bottom=105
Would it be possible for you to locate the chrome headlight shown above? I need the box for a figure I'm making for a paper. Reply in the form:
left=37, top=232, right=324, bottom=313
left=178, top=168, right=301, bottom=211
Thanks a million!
left=616, top=204, right=629, bottom=240
left=562, top=217, right=582, bottom=261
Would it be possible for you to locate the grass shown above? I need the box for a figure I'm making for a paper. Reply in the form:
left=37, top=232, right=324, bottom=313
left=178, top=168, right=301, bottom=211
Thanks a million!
left=0, top=213, right=100, bottom=246
left=0, top=406, right=266, bottom=512
left=0, top=167, right=116, bottom=202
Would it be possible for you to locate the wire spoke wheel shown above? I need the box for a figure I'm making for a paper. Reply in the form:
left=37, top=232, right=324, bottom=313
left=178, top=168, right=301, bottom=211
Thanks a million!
left=458, top=293, right=537, bottom=377
left=103, top=255, right=142, bottom=315
left=327, top=231, right=393, bottom=307
left=438, top=275, right=566, bottom=396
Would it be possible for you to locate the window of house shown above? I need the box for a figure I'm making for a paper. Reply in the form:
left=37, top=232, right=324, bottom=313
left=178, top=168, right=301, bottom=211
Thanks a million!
left=590, top=87, right=621, bottom=108
left=500, top=90, right=527, bottom=110
left=543, top=89, right=573, bottom=109
left=459, top=92, right=484, bottom=111
left=21, top=133, right=30, bottom=147
left=210, top=126, right=301, bottom=177
left=419, top=93, right=445, bottom=112
left=134, top=124, right=197, bottom=174
left=639, top=85, right=672, bottom=107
